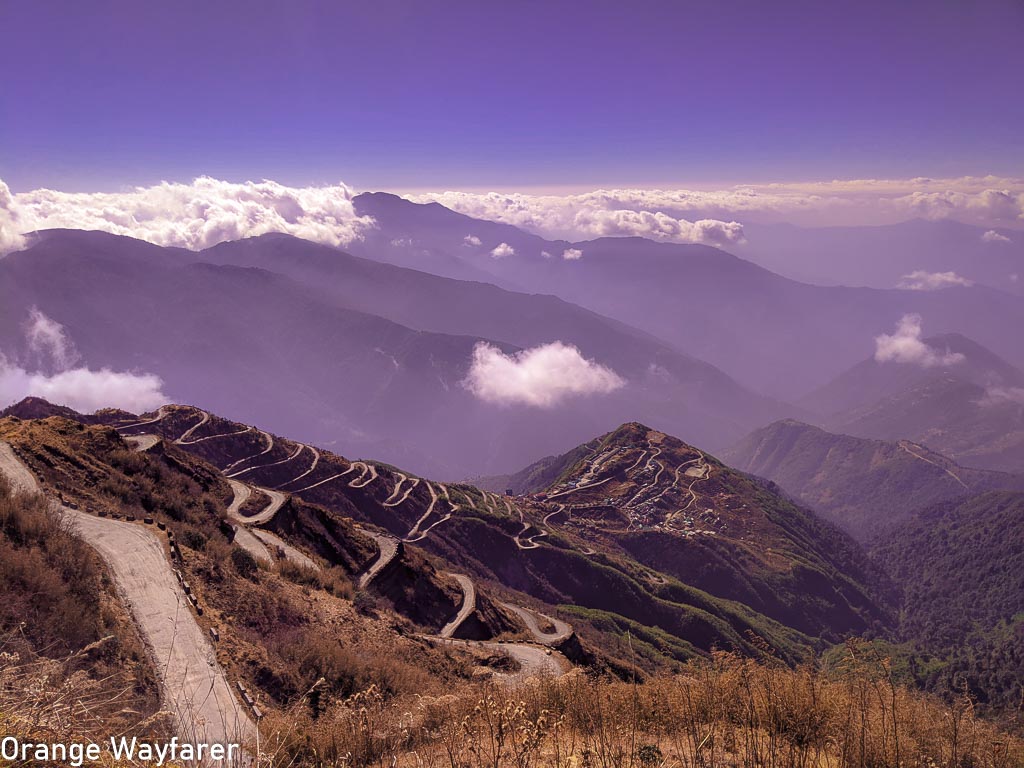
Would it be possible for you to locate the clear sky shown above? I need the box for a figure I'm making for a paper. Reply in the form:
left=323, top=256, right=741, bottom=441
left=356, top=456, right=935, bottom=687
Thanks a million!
left=1, top=0, right=1022, bottom=192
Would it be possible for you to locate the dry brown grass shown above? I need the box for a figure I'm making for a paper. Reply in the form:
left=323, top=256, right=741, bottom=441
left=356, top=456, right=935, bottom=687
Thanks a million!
left=255, top=649, right=1024, bottom=768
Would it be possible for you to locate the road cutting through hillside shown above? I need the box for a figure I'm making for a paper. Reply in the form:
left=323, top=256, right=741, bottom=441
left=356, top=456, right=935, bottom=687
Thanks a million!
left=294, top=462, right=359, bottom=492
left=405, top=484, right=447, bottom=542
left=348, top=462, right=378, bottom=488
left=898, top=440, right=970, bottom=490
left=115, top=405, right=172, bottom=432
left=498, top=602, right=573, bottom=644
left=277, top=445, right=321, bottom=488
left=173, top=410, right=211, bottom=443
left=426, top=572, right=569, bottom=683
left=224, top=431, right=274, bottom=473
left=124, top=433, right=161, bottom=452
left=384, top=475, right=420, bottom=507
left=251, top=529, right=319, bottom=571
left=358, top=531, right=400, bottom=589
left=228, top=443, right=303, bottom=479
left=224, top=480, right=273, bottom=564
left=440, top=574, right=477, bottom=638
left=0, top=441, right=255, bottom=756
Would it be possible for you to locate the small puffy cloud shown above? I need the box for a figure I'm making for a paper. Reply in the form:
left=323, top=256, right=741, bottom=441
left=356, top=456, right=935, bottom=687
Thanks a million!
left=2, top=176, right=375, bottom=253
left=0, top=308, right=168, bottom=414
left=463, top=234, right=482, bottom=246
left=874, top=314, right=964, bottom=368
left=23, top=308, right=81, bottom=371
left=982, top=229, right=1011, bottom=243
left=561, top=248, right=584, bottom=261
left=464, top=341, right=624, bottom=407
left=897, top=270, right=974, bottom=291
left=541, top=250, right=553, bottom=259
left=490, top=242, right=515, bottom=259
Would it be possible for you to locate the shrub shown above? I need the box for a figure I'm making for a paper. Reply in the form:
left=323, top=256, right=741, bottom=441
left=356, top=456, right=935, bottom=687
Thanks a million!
left=231, top=546, right=259, bottom=579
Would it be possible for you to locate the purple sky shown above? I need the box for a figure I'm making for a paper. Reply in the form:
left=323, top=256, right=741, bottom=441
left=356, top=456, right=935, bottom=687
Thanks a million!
left=1, top=0, right=1022, bottom=192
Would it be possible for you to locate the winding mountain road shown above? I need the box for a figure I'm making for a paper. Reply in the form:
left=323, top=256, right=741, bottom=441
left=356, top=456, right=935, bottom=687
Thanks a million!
left=440, top=574, right=476, bottom=638
left=0, top=442, right=254, bottom=756
left=358, top=531, right=400, bottom=589
left=498, top=602, right=573, bottom=645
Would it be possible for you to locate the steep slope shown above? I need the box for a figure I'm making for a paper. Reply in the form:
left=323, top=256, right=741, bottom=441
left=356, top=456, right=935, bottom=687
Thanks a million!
left=723, top=420, right=1024, bottom=540
left=350, top=194, right=1024, bottom=398
left=65, top=401, right=896, bottom=666
left=873, top=492, right=1024, bottom=713
left=0, top=229, right=785, bottom=475
left=806, top=334, right=1024, bottom=472
left=504, top=423, right=893, bottom=641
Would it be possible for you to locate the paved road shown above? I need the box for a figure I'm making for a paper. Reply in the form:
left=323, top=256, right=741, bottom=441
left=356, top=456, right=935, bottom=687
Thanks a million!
left=124, top=433, right=161, bottom=452
left=440, top=574, right=476, bottom=638
left=358, top=531, right=400, bottom=589
left=240, top=488, right=286, bottom=525
left=498, top=602, right=573, bottom=644
left=0, top=442, right=255, bottom=756
left=251, top=529, right=319, bottom=571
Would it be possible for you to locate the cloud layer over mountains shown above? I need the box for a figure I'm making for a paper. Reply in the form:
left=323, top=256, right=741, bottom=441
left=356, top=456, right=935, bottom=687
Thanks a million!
left=2, top=175, right=1022, bottom=258
left=0, top=177, right=374, bottom=255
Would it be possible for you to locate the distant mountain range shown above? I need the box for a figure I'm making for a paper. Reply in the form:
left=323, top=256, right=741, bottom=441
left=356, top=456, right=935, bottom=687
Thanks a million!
left=804, top=333, right=1024, bottom=472
left=724, top=419, right=1024, bottom=540
left=350, top=193, right=1024, bottom=398
left=0, top=229, right=785, bottom=477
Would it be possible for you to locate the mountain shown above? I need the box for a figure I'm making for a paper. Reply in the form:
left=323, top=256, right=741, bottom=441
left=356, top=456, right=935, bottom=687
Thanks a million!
left=805, top=334, right=1024, bottom=472
left=0, top=229, right=785, bottom=477
left=348, top=194, right=1024, bottom=398
left=0, top=402, right=1013, bottom=767
left=723, top=419, right=1024, bottom=540
left=75, top=403, right=893, bottom=655
left=873, top=491, right=1024, bottom=713
left=738, top=219, right=1024, bottom=295
left=475, top=420, right=893, bottom=641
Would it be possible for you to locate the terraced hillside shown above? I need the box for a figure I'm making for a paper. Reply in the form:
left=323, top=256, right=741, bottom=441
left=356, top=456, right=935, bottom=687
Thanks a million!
left=0, top=406, right=584, bottom=725
left=724, top=419, right=1024, bottom=540
left=55, top=402, right=895, bottom=669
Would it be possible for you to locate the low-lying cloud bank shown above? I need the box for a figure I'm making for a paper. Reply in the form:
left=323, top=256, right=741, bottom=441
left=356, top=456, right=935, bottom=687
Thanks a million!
left=3, top=175, right=1022, bottom=257
left=464, top=341, right=624, bottom=407
left=410, top=176, right=1024, bottom=239
left=1, top=308, right=167, bottom=413
left=0, top=177, right=374, bottom=255
left=874, top=314, right=964, bottom=368
left=898, top=270, right=974, bottom=291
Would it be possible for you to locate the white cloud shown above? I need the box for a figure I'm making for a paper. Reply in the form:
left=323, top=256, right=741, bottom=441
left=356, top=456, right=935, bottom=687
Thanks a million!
left=562, top=248, right=583, bottom=261
left=982, top=229, right=1011, bottom=243
left=463, top=234, right=482, bottom=246
left=541, top=250, right=553, bottom=259
left=978, top=386, right=1024, bottom=407
left=897, top=270, right=974, bottom=291
left=463, top=341, right=624, bottom=407
left=490, top=242, right=515, bottom=259
left=1, top=308, right=168, bottom=414
left=874, top=314, right=965, bottom=368
left=1, top=177, right=375, bottom=255
left=0, top=362, right=167, bottom=414
left=408, top=175, right=1024, bottom=236
left=0, top=180, right=26, bottom=255
left=23, top=308, right=81, bottom=371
